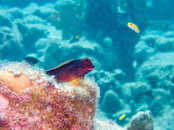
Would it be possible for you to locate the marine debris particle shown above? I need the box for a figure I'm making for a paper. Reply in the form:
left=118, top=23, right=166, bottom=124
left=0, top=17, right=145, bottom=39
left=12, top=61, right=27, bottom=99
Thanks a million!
left=127, top=22, right=140, bottom=33
left=119, top=114, right=126, bottom=120
left=46, top=58, right=94, bottom=85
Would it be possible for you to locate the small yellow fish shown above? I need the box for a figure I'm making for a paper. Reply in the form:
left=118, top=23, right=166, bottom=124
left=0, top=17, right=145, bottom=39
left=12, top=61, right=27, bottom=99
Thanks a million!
left=127, top=22, right=139, bottom=33
left=119, top=114, right=126, bottom=120
left=75, top=35, right=80, bottom=39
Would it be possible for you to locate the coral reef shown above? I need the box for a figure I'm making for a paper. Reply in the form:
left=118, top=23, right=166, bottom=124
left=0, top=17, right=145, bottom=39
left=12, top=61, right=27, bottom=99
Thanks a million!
left=136, top=53, right=174, bottom=116
left=99, top=39, right=174, bottom=129
left=85, top=0, right=148, bottom=80
left=101, top=90, right=124, bottom=114
left=0, top=0, right=57, bottom=7
left=0, top=62, right=99, bottom=129
left=126, top=111, right=153, bottom=130
left=0, top=62, right=156, bottom=130
left=0, top=0, right=150, bottom=80
left=0, top=0, right=174, bottom=129
left=134, top=28, right=174, bottom=66
left=94, top=110, right=154, bottom=130
left=94, top=119, right=124, bottom=130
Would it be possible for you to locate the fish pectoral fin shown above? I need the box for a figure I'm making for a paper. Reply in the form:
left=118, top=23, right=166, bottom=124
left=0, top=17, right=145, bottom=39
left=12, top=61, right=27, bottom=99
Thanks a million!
left=81, top=76, right=84, bottom=80
left=69, top=78, right=81, bottom=86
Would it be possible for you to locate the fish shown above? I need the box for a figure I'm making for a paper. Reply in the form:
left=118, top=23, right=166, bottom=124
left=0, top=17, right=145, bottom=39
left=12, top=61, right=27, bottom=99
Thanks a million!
left=70, top=35, right=80, bottom=43
left=127, top=22, right=140, bottom=33
left=75, top=35, right=80, bottom=39
left=23, top=56, right=39, bottom=65
left=46, top=58, right=94, bottom=85
left=119, top=114, right=126, bottom=120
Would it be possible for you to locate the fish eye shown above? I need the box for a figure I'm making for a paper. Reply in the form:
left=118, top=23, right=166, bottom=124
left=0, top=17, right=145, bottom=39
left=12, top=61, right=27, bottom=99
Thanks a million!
left=84, top=59, right=89, bottom=62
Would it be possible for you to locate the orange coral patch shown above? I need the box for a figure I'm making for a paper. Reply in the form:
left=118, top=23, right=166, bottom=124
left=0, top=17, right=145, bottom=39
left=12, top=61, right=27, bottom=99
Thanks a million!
left=0, top=70, right=30, bottom=94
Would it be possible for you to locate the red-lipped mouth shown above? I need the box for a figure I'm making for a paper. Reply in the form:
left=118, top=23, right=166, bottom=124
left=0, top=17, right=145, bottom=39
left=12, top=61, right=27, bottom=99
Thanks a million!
left=87, top=68, right=93, bottom=71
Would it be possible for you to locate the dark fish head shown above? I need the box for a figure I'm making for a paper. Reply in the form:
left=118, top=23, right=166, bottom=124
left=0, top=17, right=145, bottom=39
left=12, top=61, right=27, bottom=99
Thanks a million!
left=76, top=58, right=94, bottom=77
left=24, top=56, right=38, bottom=65
left=81, top=58, right=94, bottom=69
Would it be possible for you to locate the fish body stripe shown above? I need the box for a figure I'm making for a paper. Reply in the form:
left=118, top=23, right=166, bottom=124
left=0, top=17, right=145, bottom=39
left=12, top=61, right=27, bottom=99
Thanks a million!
left=127, top=22, right=139, bottom=33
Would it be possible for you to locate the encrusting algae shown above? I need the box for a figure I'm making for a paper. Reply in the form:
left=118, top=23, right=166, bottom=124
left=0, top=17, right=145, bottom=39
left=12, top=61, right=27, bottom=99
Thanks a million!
left=0, top=62, right=99, bottom=129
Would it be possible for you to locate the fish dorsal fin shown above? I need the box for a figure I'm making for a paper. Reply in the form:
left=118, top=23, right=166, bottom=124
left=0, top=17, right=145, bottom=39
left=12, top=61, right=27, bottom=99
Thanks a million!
left=46, top=59, right=75, bottom=72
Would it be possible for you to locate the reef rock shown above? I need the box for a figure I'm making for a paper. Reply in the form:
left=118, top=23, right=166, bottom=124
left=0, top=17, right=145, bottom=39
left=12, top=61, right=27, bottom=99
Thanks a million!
left=156, top=36, right=174, bottom=52
left=0, top=25, right=24, bottom=61
left=0, top=62, right=99, bottom=129
left=136, top=52, right=174, bottom=88
left=134, top=35, right=156, bottom=65
left=94, top=119, right=125, bottom=130
left=126, top=111, right=154, bottom=130
left=101, top=90, right=124, bottom=114
left=155, top=106, right=174, bottom=129
left=121, top=82, right=152, bottom=105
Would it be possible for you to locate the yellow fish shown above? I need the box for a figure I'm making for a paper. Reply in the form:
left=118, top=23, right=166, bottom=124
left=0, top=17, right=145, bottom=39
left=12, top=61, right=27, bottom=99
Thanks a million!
left=127, top=22, right=140, bottom=33
left=119, top=114, right=126, bottom=120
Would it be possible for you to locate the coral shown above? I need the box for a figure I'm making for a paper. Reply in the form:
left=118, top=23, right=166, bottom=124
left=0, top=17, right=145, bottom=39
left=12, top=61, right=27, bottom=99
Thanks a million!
left=93, top=69, right=125, bottom=101
left=94, top=111, right=154, bottom=130
left=102, top=37, right=113, bottom=48
left=41, top=39, right=100, bottom=70
left=48, top=0, right=85, bottom=39
left=85, top=0, right=148, bottom=80
left=15, top=15, right=48, bottom=50
left=136, top=52, right=174, bottom=86
left=156, top=37, right=174, bottom=52
left=0, top=0, right=57, bottom=7
left=148, top=88, right=171, bottom=116
left=33, top=4, right=56, bottom=19
left=0, top=1, right=173, bottom=129
left=135, top=29, right=174, bottom=66
left=0, top=62, right=99, bottom=129
left=121, top=82, right=151, bottom=105
left=0, top=25, right=24, bottom=61
left=135, top=53, right=174, bottom=116
left=94, top=119, right=125, bottom=130
left=101, top=90, right=124, bottom=114
left=0, top=10, right=13, bottom=27
left=134, top=39, right=156, bottom=66
left=126, top=111, right=154, bottom=130
left=8, top=8, right=23, bottom=18
left=154, top=107, right=174, bottom=129
left=0, top=0, right=150, bottom=80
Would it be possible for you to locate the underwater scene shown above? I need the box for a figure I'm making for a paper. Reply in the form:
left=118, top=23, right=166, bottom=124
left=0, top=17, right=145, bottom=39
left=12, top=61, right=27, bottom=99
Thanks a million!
left=0, top=0, right=174, bottom=129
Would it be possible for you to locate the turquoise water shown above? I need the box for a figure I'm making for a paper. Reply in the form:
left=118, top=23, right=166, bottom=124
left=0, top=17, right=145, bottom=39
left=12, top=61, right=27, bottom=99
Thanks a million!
left=0, top=0, right=174, bottom=129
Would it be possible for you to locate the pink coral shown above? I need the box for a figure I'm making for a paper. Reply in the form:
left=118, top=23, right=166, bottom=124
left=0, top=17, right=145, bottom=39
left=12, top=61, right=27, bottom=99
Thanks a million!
left=0, top=62, right=99, bottom=129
